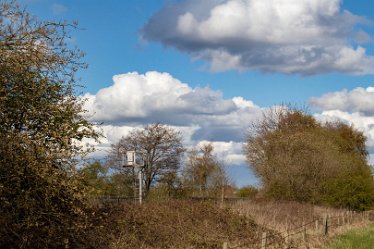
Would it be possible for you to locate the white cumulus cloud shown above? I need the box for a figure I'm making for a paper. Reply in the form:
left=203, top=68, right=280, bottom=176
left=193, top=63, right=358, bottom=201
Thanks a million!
left=84, top=71, right=263, bottom=143
left=310, top=87, right=374, bottom=115
left=142, top=0, right=374, bottom=75
left=84, top=71, right=236, bottom=123
left=196, top=140, right=247, bottom=166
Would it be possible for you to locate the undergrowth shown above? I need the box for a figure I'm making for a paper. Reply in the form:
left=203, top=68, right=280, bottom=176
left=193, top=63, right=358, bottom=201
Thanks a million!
left=90, top=200, right=281, bottom=249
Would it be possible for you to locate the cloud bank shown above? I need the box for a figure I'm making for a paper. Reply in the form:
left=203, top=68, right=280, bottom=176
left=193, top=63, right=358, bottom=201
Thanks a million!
left=84, top=71, right=262, bottom=144
left=310, top=87, right=374, bottom=115
left=142, top=0, right=374, bottom=75
left=83, top=71, right=264, bottom=169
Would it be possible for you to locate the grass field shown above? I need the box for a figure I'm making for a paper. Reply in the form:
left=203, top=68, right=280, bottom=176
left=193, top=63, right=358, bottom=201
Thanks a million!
left=323, top=223, right=374, bottom=249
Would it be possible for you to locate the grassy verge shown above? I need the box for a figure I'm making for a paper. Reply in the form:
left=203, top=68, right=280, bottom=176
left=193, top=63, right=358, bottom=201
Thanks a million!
left=323, top=223, right=374, bottom=249
left=231, top=200, right=345, bottom=233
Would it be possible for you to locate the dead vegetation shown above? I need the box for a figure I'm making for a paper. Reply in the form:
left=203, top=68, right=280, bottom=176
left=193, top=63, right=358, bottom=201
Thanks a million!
left=231, top=200, right=373, bottom=248
left=89, top=200, right=282, bottom=249
left=233, top=200, right=325, bottom=232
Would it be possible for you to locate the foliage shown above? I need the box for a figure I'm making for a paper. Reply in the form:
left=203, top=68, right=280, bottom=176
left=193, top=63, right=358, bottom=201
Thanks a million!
left=147, top=172, right=187, bottom=199
left=183, top=143, right=229, bottom=198
left=80, top=161, right=108, bottom=196
left=0, top=1, right=98, bottom=247
left=321, top=164, right=374, bottom=210
left=79, top=161, right=134, bottom=198
left=107, top=172, right=135, bottom=197
left=109, top=123, right=185, bottom=197
left=245, top=107, right=374, bottom=209
left=236, top=185, right=259, bottom=198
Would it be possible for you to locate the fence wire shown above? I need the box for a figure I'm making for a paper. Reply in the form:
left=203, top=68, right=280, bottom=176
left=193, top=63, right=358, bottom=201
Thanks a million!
left=224, top=210, right=371, bottom=249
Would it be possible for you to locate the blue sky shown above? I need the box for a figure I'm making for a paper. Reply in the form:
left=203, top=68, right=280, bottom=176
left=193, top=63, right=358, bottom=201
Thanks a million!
left=24, top=0, right=374, bottom=186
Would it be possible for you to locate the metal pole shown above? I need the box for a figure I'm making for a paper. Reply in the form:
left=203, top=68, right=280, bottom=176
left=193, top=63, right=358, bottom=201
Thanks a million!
left=138, top=170, right=143, bottom=204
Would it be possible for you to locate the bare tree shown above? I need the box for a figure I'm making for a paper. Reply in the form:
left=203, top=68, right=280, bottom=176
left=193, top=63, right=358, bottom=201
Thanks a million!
left=109, top=123, right=185, bottom=197
left=183, top=143, right=228, bottom=198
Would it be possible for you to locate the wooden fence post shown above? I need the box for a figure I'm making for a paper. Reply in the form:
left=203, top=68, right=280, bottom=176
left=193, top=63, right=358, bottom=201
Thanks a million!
left=346, top=211, right=350, bottom=224
left=302, top=221, right=307, bottom=241
left=261, top=232, right=267, bottom=249
left=324, top=214, right=329, bottom=235
left=350, top=211, right=353, bottom=223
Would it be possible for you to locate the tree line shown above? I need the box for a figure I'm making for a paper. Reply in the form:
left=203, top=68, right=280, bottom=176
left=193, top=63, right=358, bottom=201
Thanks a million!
left=82, top=108, right=374, bottom=211
left=81, top=124, right=230, bottom=200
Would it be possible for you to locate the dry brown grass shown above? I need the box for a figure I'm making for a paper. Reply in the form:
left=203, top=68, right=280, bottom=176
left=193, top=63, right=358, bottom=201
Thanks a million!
left=233, top=200, right=327, bottom=232
left=230, top=200, right=372, bottom=249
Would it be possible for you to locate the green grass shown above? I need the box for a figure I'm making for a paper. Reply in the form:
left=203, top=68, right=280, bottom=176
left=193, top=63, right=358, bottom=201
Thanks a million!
left=323, top=223, right=374, bottom=249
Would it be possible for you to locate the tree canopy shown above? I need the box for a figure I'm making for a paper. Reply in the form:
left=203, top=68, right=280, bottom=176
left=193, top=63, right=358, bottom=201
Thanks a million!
left=245, top=108, right=374, bottom=210
left=109, top=123, right=185, bottom=197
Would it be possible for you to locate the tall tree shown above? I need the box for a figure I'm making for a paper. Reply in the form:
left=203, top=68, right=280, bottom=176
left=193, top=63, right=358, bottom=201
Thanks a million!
left=245, top=107, right=374, bottom=209
left=0, top=1, right=98, bottom=247
left=109, top=123, right=185, bottom=197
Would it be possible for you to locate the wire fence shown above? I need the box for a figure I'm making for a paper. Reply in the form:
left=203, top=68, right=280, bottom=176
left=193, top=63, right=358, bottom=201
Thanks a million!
left=92, top=196, right=373, bottom=249
left=223, top=210, right=373, bottom=249
left=92, top=196, right=252, bottom=205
